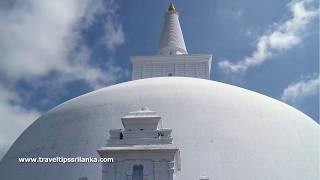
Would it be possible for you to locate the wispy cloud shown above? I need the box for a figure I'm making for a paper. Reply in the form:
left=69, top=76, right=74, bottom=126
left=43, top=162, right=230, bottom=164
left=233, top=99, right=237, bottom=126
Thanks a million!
left=232, top=10, right=243, bottom=20
left=281, top=73, right=319, bottom=104
left=218, top=0, right=318, bottom=74
left=104, top=17, right=125, bottom=51
left=0, top=0, right=126, bottom=160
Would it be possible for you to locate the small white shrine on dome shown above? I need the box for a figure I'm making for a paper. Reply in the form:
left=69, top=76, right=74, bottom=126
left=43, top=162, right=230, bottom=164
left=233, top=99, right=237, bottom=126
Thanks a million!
left=97, top=107, right=181, bottom=180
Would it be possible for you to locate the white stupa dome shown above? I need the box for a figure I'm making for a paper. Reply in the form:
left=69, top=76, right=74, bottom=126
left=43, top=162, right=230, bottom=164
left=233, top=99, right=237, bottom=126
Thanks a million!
left=0, top=77, right=318, bottom=180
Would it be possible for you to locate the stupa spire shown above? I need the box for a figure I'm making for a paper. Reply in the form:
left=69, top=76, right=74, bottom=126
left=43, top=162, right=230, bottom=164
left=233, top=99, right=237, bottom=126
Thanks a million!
left=157, top=2, right=188, bottom=55
left=130, top=2, right=212, bottom=80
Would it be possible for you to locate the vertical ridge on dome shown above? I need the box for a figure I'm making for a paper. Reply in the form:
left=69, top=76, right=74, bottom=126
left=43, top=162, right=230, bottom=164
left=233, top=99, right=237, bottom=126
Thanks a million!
left=157, top=2, right=188, bottom=55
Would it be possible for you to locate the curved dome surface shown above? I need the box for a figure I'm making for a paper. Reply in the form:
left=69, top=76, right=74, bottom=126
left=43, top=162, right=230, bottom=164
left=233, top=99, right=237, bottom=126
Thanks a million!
left=0, top=77, right=319, bottom=180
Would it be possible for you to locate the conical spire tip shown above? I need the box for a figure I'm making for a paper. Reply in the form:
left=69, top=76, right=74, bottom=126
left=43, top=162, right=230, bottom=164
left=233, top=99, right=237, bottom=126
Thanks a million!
left=168, top=2, right=176, bottom=12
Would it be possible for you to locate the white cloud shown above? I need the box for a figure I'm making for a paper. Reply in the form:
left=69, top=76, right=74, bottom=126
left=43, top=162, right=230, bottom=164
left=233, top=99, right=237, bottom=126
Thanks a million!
left=281, top=74, right=319, bottom=104
left=0, top=0, right=127, bottom=160
left=0, top=0, right=126, bottom=85
left=0, top=85, right=40, bottom=160
left=218, top=0, right=318, bottom=74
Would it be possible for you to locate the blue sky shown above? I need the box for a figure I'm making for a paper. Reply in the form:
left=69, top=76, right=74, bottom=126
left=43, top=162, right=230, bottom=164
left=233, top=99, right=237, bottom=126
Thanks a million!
left=0, top=0, right=318, bottom=159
